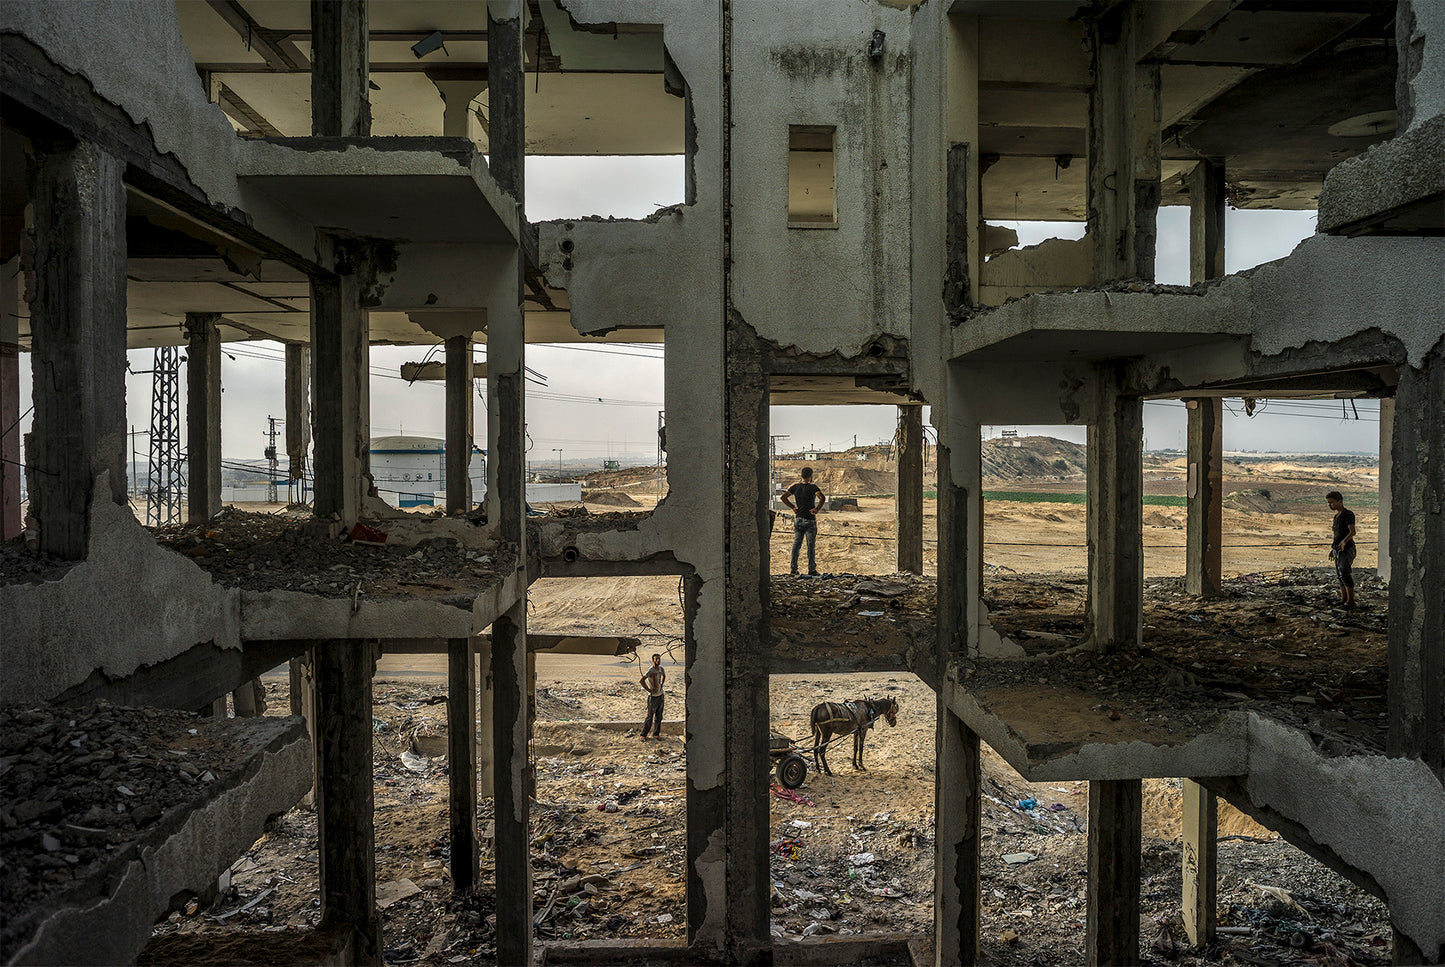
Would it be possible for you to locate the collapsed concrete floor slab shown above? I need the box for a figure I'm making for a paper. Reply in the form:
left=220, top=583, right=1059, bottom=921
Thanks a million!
left=0, top=706, right=311, bottom=967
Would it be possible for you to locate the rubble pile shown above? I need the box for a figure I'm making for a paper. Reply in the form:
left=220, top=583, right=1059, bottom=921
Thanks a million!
left=770, top=573, right=936, bottom=666
left=0, top=536, right=78, bottom=586
left=983, top=568, right=1389, bottom=752
left=0, top=703, right=249, bottom=952
left=152, top=508, right=512, bottom=601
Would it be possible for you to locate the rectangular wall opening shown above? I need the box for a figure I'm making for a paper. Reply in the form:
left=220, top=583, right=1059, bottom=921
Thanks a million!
left=788, top=125, right=837, bottom=227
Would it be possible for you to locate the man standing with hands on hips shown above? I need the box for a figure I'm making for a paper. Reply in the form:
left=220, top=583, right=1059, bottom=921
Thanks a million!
left=639, top=653, right=665, bottom=740
left=782, top=466, right=827, bottom=577
left=1326, top=490, right=1357, bottom=609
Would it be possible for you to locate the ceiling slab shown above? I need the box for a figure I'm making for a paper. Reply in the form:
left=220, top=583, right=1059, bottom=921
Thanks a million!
left=526, top=72, right=684, bottom=155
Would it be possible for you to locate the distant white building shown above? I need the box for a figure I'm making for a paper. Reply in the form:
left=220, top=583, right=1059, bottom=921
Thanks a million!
left=370, top=435, right=484, bottom=508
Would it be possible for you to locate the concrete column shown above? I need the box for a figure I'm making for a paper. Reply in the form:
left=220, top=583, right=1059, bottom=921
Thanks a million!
left=445, top=335, right=473, bottom=514
left=185, top=312, right=222, bottom=522
left=1181, top=779, right=1217, bottom=945
left=896, top=405, right=924, bottom=574
left=314, top=639, right=380, bottom=964
left=26, top=139, right=128, bottom=559
left=478, top=643, right=494, bottom=797
left=1087, top=779, right=1142, bottom=966
left=1086, top=368, right=1143, bottom=651
left=285, top=343, right=311, bottom=495
left=448, top=636, right=478, bottom=892
left=1, top=257, right=21, bottom=542
left=681, top=572, right=719, bottom=947
left=309, top=0, right=369, bottom=137
left=719, top=318, right=773, bottom=964
left=1188, top=160, right=1226, bottom=284
left=310, top=238, right=372, bottom=526
left=935, top=362, right=984, bottom=965
left=1387, top=350, right=1444, bottom=778
left=1087, top=5, right=1158, bottom=282
left=484, top=237, right=530, bottom=962
left=431, top=74, right=488, bottom=140
left=1185, top=399, right=1223, bottom=597
left=1377, top=396, right=1393, bottom=583
left=490, top=603, right=530, bottom=967
left=290, top=650, right=317, bottom=807
left=232, top=680, right=263, bottom=717
left=486, top=1, right=524, bottom=199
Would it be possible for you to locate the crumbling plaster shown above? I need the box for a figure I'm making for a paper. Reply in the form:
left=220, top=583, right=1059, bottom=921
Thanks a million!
left=1317, top=113, right=1445, bottom=233
left=979, top=236, right=1094, bottom=307
left=1241, top=714, right=1445, bottom=957
left=5, top=717, right=312, bottom=967
left=1399, top=0, right=1445, bottom=132
left=0, top=474, right=240, bottom=706
left=954, top=235, right=1445, bottom=371
left=729, top=1, right=916, bottom=357
left=0, top=0, right=243, bottom=210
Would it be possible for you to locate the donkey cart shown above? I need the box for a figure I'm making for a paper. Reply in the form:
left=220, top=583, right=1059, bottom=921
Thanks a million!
left=769, top=732, right=811, bottom=789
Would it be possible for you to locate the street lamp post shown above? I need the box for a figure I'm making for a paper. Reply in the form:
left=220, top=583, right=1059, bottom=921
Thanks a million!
left=552, top=448, right=563, bottom=477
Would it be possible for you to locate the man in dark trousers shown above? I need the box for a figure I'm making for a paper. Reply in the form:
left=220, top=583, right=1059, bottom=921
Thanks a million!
left=782, top=466, right=827, bottom=576
left=1326, top=491, right=1357, bottom=608
left=639, top=653, right=665, bottom=740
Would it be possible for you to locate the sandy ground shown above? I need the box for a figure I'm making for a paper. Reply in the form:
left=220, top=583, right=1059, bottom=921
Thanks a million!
left=142, top=461, right=1393, bottom=964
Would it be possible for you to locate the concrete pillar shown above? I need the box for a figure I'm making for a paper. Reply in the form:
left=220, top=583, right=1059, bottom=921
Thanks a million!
left=290, top=650, right=317, bottom=807
left=478, top=643, right=494, bottom=797
left=1378, top=396, right=1393, bottom=582
left=1181, top=778, right=1217, bottom=945
left=1087, top=779, right=1142, bottom=966
left=486, top=1, right=524, bottom=200
left=431, top=74, right=488, bottom=140
left=719, top=318, right=773, bottom=964
left=1, top=257, right=21, bottom=542
left=284, top=343, right=310, bottom=497
left=1185, top=399, right=1223, bottom=598
left=448, top=636, right=478, bottom=892
left=1188, top=160, right=1226, bottom=284
left=309, top=0, right=369, bottom=137
left=1087, top=5, right=1158, bottom=282
left=490, top=603, right=530, bottom=967
left=1387, top=349, right=1444, bottom=779
left=484, top=237, right=530, bottom=962
left=445, top=335, right=473, bottom=514
left=314, top=639, right=380, bottom=964
left=935, top=364, right=985, bottom=965
left=896, top=405, right=924, bottom=574
left=310, top=238, right=372, bottom=526
left=681, top=572, right=719, bottom=947
left=25, top=138, right=128, bottom=559
left=1086, top=368, right=1143, bottom=651
left=232, top=680, right=263, bottom=717
left=185, top=312, right=222, bottom=522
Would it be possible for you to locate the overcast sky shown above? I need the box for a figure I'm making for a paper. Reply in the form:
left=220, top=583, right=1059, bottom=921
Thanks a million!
left=13, top=157, right=1382, bottom=466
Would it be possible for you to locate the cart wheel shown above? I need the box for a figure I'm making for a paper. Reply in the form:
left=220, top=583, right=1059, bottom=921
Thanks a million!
left=777, top=753, right=808, bottom=790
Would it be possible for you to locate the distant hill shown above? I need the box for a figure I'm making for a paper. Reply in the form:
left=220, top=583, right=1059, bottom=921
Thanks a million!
left=981, top=435, right=1086, bottom=480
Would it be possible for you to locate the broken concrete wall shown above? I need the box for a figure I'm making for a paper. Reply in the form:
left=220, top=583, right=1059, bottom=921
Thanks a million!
left=979, top=237, right=1094, bottom=306
left=0, top=0, right=243, bottom=210
left=1398, top=0, right=1445, bottom=132
left=1241, top=714, right=1445, bottom=957
left=729, top=1, right=916, bottom=357
left=551, top=1, right=731, bottom=951
left=0, top=475, right=240, bottom=706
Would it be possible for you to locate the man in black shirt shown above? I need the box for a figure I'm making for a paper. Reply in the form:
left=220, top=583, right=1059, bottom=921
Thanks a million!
left=1326, top=491, right=1357, bottom=608
left=782, top=467, right=827, bottom=576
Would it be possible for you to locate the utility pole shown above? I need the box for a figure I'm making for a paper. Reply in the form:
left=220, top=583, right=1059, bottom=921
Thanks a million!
left=552, top=448, right=562, bottom=477
left=145, top=347, right=182, bottom=527
left=265, top=416, right=280, bottom=504
left=769, top=434, right=790, bottom=498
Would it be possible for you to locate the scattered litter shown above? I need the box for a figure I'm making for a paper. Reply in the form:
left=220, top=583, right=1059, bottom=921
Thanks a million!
left=376, top=878, right=423, bottom=909
left=399, top=751, right=431, bottom=773
left=857, top=611, right=886, bottom=618
left=847, top=852, right=876, bottom=866
left=1017, top=798, right=1037, bottom=810
left=1002, top=852, right=1037, bottom=866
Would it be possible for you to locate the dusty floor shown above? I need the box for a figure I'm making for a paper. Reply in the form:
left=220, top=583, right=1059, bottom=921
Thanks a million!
left=141, top=458, right=1395, bottom=964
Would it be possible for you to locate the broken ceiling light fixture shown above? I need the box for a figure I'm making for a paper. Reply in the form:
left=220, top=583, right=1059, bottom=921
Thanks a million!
left=412, top=31, right=448, bottom=59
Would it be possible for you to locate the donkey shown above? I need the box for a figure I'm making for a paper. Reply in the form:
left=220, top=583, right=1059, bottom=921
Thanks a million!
left=809, top=696, right=899, bottom=775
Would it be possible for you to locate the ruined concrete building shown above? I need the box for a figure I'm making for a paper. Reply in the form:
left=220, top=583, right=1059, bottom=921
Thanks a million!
left=1, top=0, right=1441, bottom=964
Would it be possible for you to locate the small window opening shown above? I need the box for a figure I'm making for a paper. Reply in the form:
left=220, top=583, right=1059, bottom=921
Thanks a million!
left=788, top=125, right=836, bottom=228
